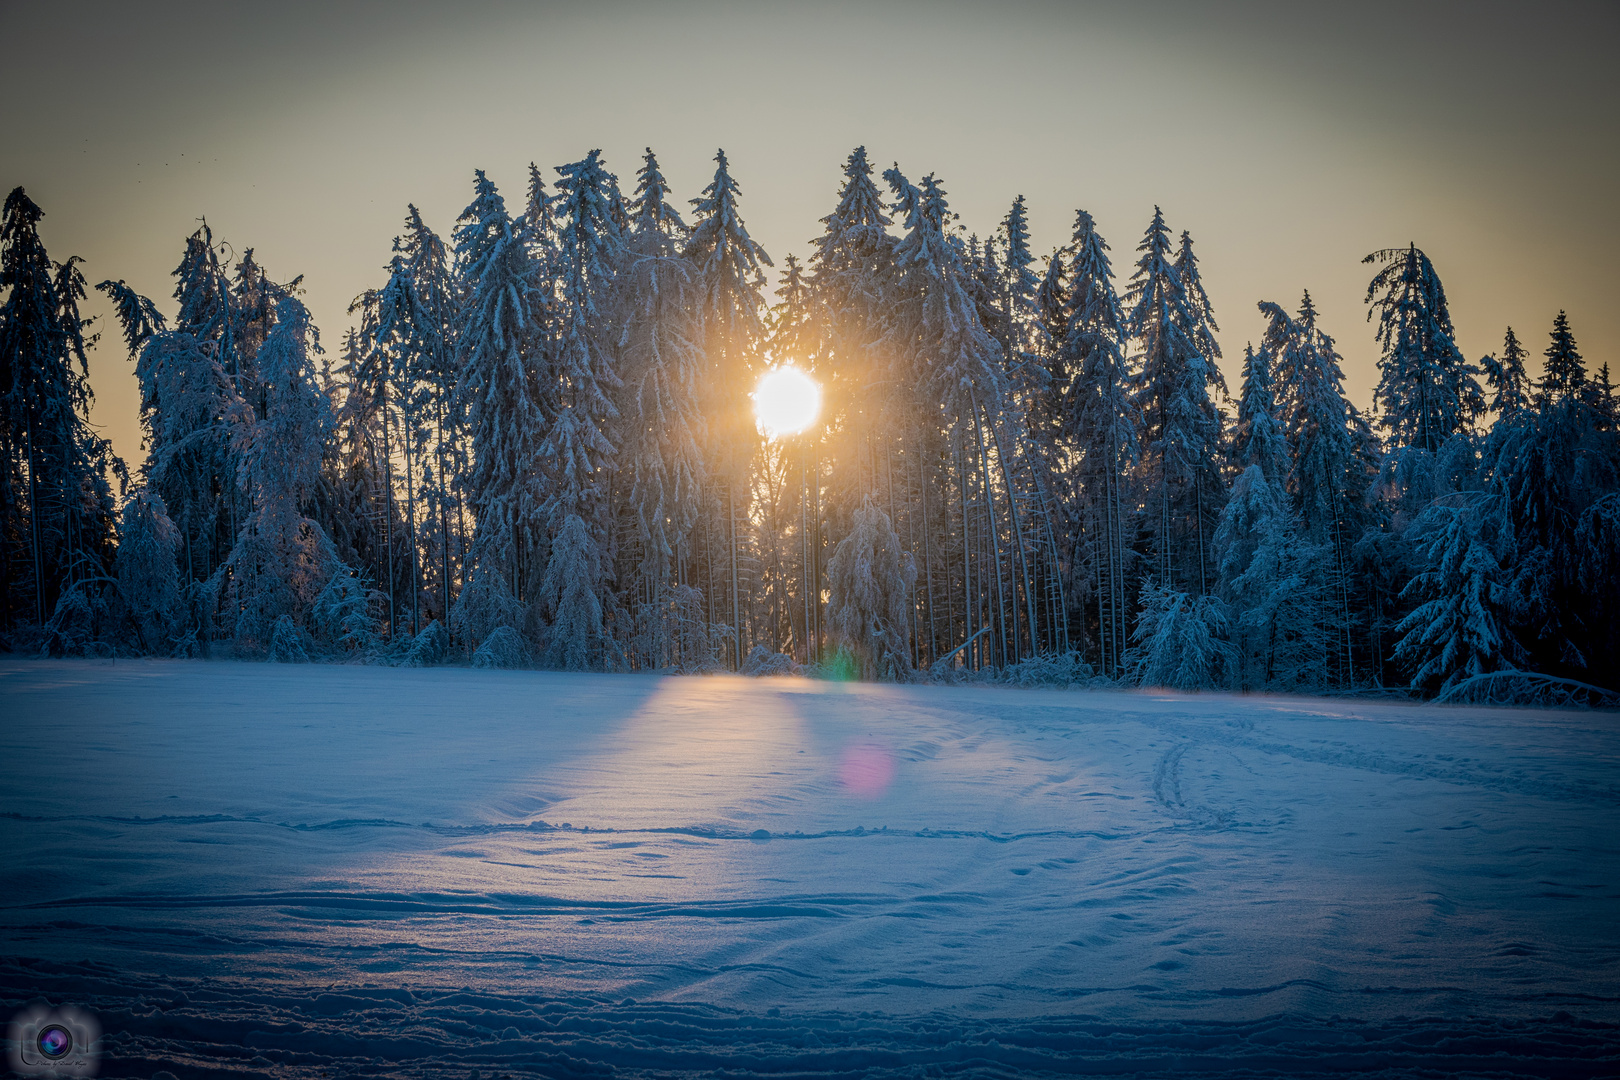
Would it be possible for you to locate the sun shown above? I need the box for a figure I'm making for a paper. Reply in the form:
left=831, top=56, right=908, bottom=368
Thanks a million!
left=752, top=366, right=821, bottom=438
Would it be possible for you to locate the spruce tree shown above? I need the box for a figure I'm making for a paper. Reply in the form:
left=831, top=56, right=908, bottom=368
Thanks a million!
left=0, top=188, right=121, bottom=628
left=686, top=149, right=771, bottom=666
left=540, top=150, right=625, bottom=669
left=399, top=206, right=462, bottom=627
left=1539, top=310, right=1584, bottom=405
left=619, top=149, right=706, bottom=667
left=1125, top=207, right=1223, bottom=595
left=1214, top=464, right=1331, bottom=691
left=1364, top=244, right=1482, bottom=453
left=115, top=486, right=183, bottom=653
left=826, top=495, right=916, bottom=681
left=211, top=295, right=340, bottom=651
left=1231, top=343, right=1288, bottom=484
left=1393, top=490, right=1517, bottom=693
left=1482, top=326, right=1530, bottom=421
left=1061, top=209, right=1135, bottom=675
left=450, top=171, right=549, bottom=651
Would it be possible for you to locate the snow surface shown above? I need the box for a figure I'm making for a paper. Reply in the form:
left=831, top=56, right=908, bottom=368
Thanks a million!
left=2, top=658, right=1617, bottom=1077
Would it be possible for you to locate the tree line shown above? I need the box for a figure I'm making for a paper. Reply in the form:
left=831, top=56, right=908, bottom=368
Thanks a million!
left=1, top=147, right=1615, bottom=701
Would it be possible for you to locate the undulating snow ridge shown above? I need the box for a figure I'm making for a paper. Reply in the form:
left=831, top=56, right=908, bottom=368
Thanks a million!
left=3, top=658, right=1617, bottom=1076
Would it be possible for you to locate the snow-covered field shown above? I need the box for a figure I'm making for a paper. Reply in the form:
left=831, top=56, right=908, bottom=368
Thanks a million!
left=2, top=658, right=1616, bottom=1077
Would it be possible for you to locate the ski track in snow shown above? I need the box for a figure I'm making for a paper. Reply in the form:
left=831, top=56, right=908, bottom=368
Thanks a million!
left=2, top=658, right=1617, bottom=1077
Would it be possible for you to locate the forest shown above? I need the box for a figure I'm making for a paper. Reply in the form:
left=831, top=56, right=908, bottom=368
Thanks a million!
left=2, top=146, right=1615, bottom=703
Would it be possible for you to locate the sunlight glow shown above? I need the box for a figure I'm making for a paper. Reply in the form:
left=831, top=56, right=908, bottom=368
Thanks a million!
left=753, top=366, right=822, bottom=438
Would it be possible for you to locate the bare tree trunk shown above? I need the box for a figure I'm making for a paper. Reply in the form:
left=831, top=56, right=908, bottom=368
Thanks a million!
left=24, top=407, right=44, bottom=624
left=728, top=479, right=741, bottom=670
left=981, top=397, right=1039, bottom=658
left=972, top=406, right=1010, bottom=668
left=381, top=368, right=396, bottom=636
left=957, top=445, right=973, bottom=670
left=922, top=448, right=937, bottom=665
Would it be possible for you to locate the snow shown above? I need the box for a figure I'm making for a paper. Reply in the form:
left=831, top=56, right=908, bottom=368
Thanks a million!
left=3, top=658, right=1617, bottom=1076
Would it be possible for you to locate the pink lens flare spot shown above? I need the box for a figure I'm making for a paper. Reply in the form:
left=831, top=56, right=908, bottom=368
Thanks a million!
left=839, top=742, right=895, bottom=798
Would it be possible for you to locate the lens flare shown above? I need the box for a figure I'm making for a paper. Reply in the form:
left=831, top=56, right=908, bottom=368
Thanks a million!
left=839, top=741, right=895, bottom=798
left=753, top=366, right=821, bottom=438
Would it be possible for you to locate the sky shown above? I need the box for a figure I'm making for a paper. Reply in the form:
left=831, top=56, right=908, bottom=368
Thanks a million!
left=2, top=0, right=1615, bottom=472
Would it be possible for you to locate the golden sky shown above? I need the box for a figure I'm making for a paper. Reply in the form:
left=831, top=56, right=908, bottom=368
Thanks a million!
left=2, top=0, right=1614, bottom=471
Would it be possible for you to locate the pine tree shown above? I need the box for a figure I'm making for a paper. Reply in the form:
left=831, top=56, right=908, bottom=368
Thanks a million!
left=619, top=149, right=706, bottom=667
left=826, top=495, right=916, bottom=681
left=686, top=149, right=772, bottom=666
left=1593, top=363, right=1616, bottom=429
left=1482, top=326, right=1530, bottom=421
left=1121, top=579, right=1232, bottom=691
left=1061, top=209, right=1135, bottom=676
left=1214, top=465, right=1331, bottom=691
left=1125, top=207, right=1224, bottom=595
left=1174, top=230, right=1223, bottom=391
left=1231, top=343, right=1288, bottom=484
left=115, top=487, right=182, bottom=653
left=1488, top=310, right=1613, bottom=680
left=883, top=166, right=1036, bottom=665
left=804, top=148, right=895, bottom=666
left=998, top=195, right=1048, bottom=382
left=211, top=295, right=340, bottom=650
left=1539, top=309, right=1584, bottom=405
left=1364, top=244, right=1482, bottom=452
left=538, top=150, right=625, bottom=668
left=1393, top=490, right=1517, bottom=692
left=399, top=206, right=462, bottom=628
left=0, top=188, right=121, bottom=628
left=450, top=170, right=548, bottom=649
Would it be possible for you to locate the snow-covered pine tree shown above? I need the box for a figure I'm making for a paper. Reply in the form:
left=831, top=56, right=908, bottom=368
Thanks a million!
left=1488, top=310, right=1616, bottom=682
left=998, top=196, right=1049, bottom=393
left=327, top=293, right=407, bottom=640
left=1125, top=208, right=1224, bottom=597
left=993, top=195, right=1065, bottom=661
left=618, top=148, right=706, bottom=669
left=450, top=170, right=548, bottom=652
left=140, top=221, right=266, bottom=585
left=686, top=149, right=772, bottom=667
left=114, top=486, right=183, bottom=654
left=809, top=146, right=892, bottom=336
left=882, top=166, right=1032, bottom=666
left=826, top=494, right=916, bottom=681
left=399, top=206, right=463, bottom=628
left=171, top=221, right=237, bottom=383
left=0, top=188, right=121, bottom=629
left=1174, top=230, right=1223, bottom=394
left=1121, top=578, right=1233, bottom=691
left=1213, top=465, right=1331, bottom=691
left=516, top=162, right=556, bottom=284
left=1061, top=209, right=1136, bottom=677
left=97, top=279, right=166, bottom=355
left=1034, top=248, right=1068, bottom=376
left=761, top=253, right=827, bottom=663
left=539, top=150, right=625, bottom=669
left=1393, top=489, right=1517, bottom=693
left=1231, top=343, right=1288, bottom=484
left=805, top=148, right=895, bottom=651
left=1595, top=364, right=1618, bottom=429
left=372, top=244, right=440, bottom=635
left=1364, top=244, right=1483, bottom=453
left=1482, top=326, right=1531, bottom=422
left=211, top=295, right=340, bottom=651
left=1539, top=309, right=1583, bottom=406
